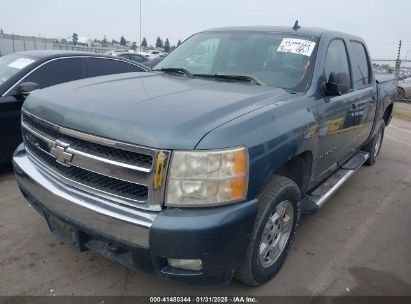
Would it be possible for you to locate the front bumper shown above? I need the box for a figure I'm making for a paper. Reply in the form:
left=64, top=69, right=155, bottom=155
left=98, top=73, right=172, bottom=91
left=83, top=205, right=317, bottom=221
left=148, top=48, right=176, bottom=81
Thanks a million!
left=13, top=144, right=257, bottom=285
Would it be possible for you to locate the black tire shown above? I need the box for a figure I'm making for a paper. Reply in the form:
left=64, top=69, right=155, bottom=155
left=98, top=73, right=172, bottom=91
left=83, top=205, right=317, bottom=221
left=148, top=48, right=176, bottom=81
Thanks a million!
left=362, top=124, right=385, bottom=166
left=398, top=87, right=405, bottom=101
left=234, top=175, right=301, bottom=286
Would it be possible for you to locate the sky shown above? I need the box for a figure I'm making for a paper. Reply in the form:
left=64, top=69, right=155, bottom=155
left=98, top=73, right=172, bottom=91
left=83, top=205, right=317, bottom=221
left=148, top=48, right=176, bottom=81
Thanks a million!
left=0, top=0, right=410, bottom=59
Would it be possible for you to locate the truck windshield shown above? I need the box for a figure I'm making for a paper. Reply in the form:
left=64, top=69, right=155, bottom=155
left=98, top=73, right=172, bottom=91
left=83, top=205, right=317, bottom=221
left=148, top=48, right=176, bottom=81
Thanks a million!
left=155, top=31, right=318, bottom=91
left=0, top=54, right=37, bottom=86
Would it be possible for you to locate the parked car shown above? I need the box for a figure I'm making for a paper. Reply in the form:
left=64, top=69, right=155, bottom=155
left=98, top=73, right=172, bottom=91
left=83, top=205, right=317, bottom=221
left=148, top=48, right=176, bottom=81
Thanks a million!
left=397, top=78, right=411, bottom=100
left=144, top=56, right=164, bottom=69
left=0, top=50, right=147, bottom=164
left=14, top=26, right=396, bottom=286
left=106, top=51, right=149, bottom=64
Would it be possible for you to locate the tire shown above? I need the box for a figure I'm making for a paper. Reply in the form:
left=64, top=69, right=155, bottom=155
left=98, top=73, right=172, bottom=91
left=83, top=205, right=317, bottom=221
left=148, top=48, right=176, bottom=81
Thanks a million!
left=234, top=175, right=301, bottom=286
left=398, top=87, right=405, bottom=101
left=362, top=124, right=385, bottom=166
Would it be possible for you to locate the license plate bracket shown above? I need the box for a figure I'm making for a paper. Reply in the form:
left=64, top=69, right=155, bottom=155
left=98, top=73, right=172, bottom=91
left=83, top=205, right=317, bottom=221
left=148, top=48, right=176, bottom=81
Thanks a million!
left=46, top=214, right=82, bottom=251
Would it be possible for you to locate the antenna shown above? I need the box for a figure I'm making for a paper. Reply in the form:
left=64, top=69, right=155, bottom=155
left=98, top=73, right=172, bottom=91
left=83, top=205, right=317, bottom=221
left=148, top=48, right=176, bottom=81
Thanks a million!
left=293, top=20, right=301, bottom=31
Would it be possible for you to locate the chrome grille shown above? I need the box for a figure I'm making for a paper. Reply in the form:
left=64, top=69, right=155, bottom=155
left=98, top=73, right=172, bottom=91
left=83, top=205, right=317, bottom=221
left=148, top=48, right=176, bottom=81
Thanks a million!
left=21, top=110, right=170, bottom=211
left=23, top=114, right=153, bottom=169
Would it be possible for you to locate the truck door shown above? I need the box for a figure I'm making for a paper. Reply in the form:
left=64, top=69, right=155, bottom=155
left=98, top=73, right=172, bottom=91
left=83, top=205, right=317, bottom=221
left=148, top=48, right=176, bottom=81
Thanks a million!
left=316, top=39, right=358, bottom=176
left=348, top=41, right=376, bottom=147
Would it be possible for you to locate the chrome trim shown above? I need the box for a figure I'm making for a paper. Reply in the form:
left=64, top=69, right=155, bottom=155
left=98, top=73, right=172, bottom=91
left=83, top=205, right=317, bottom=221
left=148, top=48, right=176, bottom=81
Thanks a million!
left=2, top=55, right=148, bottom=97
left=13, top=149, right=154, bottom=248
left=21, top=110, right=171, bottom=211
left=22, top=121, right=153, bottom=174
left=312, top=153, right=369, bottom=208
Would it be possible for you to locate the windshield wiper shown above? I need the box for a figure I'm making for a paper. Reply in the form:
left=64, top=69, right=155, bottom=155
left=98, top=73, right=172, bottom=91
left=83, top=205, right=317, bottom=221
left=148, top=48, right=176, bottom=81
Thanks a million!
left=152, top=67, right=194, bottom=78
left=194, top=74, right=266, bottom=86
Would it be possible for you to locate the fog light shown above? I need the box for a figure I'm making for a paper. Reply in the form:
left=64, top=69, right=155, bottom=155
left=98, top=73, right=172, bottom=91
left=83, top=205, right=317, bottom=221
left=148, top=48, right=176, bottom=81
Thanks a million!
left=167, top=258, right=203, bottom=271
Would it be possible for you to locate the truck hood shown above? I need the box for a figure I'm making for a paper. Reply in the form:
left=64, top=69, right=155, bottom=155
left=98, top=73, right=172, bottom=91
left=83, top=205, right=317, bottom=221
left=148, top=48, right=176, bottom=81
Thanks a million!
left=23, top=72, right=293, bottom=149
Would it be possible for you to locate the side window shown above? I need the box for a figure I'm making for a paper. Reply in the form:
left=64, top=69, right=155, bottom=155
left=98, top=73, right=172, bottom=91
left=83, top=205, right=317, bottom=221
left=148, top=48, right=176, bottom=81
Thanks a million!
left=86, top=58, right=143, bottom=77
left=350, top=41, right=371, bottom=88
left=324, top=39, right=351, bottom=92
left=130, top=54, right=147, bottom=63
left=23, top=58, right=83, bottom=89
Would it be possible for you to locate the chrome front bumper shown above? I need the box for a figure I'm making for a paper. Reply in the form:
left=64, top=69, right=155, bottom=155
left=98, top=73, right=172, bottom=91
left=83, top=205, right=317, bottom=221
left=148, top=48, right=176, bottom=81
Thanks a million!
left=13, top=144, right=156, bottom=248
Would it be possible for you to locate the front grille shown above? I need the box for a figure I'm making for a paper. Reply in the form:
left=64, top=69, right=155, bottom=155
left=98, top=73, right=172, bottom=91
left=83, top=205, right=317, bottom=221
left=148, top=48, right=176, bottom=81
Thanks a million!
left=25, top=139, right=148, bottom=201
left=21, top=111, right=170, bottom=211
left=23, top=114, right=153, bottom=169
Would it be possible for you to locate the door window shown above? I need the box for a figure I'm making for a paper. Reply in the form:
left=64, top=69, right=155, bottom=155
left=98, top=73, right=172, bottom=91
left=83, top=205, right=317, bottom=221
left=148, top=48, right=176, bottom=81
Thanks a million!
left=23, top=58, right=83, bottom=89
left=324, top=39, right=352, bottom=93
left=350, top=41, right=371, bottom=88
left=86, top=58, right=144, bottom=77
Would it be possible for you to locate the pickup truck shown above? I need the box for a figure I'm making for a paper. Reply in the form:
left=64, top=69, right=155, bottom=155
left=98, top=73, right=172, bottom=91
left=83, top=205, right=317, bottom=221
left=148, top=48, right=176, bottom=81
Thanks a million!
left=13, top=26, right=396, bottom=286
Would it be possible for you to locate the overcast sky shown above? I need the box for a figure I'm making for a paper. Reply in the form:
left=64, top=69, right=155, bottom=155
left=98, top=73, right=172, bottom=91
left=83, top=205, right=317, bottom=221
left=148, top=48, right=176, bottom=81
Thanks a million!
left=0, top=0, right=409, bottom=59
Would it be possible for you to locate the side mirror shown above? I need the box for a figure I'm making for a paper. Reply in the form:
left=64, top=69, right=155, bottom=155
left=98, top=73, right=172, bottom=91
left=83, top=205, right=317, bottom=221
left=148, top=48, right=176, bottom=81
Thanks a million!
left=325, top=82, right=351, bottom=97
left=14, top=82, right=40, bottom=97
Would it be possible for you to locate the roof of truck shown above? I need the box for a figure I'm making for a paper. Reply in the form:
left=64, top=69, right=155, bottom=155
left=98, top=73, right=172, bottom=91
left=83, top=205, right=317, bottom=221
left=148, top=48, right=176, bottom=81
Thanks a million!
left=205, top=26, right=362, bottom=41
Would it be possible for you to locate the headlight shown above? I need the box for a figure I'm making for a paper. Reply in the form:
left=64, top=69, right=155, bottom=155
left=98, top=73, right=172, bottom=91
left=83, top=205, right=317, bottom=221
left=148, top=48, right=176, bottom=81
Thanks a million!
left=165, top=147, right=248, bottom=207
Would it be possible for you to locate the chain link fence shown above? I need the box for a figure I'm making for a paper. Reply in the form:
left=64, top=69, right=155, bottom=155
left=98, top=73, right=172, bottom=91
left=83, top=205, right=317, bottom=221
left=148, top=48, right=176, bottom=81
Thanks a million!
left=0, top=33, right=113, bottom=56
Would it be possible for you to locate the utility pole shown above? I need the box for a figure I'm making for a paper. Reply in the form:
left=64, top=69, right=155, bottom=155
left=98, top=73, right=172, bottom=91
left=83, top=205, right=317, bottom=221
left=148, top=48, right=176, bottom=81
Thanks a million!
left=395, top=40, right=402, bottom=80
left=139, top=0, right=142, bottom=54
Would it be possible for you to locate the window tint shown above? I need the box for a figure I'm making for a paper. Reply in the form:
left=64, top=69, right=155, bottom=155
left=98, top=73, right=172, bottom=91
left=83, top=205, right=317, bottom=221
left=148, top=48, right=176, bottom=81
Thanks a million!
left=86, top=58, right=143, bottom=77
left=350, top=41, right=370, bottom=88
left=324, top=39, right=351, bottom=91
left=24, top=58, right=83, bottom=89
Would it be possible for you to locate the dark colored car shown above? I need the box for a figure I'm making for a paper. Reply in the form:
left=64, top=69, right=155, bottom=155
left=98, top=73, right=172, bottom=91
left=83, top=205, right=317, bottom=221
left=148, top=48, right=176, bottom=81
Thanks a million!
left=0, top=50, right=147, bottom=164
left=14, top=27, right=396, bottom=286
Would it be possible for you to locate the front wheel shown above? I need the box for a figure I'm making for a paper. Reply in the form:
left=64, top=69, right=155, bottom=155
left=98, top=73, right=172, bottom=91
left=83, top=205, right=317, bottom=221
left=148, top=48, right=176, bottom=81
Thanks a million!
left=235, top=175, right=301, bottom=286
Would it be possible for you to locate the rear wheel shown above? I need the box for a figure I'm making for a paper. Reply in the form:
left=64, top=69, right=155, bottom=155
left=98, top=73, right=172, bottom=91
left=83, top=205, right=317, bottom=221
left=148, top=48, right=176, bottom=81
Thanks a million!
left=398, top=87, right=405, bottom=101
left=363, top=124, right=385, bottom=166
left=235, top=175, right=300, bottom=286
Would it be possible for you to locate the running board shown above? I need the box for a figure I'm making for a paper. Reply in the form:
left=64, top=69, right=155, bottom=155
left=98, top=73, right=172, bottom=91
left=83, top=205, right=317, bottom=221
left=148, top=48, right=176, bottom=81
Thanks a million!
left=301, top=151, right=369, bottom=214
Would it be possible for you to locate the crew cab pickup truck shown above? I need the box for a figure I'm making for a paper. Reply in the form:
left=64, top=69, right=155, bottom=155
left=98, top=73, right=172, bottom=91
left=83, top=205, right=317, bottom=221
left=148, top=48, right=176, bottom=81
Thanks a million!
left=13, top=26, right=396, bottom=286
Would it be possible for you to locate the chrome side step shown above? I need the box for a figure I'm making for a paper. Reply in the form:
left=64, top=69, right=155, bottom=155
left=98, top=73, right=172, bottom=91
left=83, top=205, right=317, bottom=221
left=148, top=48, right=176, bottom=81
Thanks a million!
left=301, top=151, right=369, bottom=214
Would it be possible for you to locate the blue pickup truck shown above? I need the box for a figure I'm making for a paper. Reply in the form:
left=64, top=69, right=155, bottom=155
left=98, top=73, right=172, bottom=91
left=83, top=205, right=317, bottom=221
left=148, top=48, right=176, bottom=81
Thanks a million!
left=13, top=25, right=396, bottom=286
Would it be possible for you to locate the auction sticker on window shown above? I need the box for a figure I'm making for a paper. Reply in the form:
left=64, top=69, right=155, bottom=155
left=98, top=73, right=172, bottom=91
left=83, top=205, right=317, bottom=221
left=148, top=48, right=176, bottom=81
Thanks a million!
left=7, top=58, right=35, bottom=69
left=277, top=38, right=316, bottom=57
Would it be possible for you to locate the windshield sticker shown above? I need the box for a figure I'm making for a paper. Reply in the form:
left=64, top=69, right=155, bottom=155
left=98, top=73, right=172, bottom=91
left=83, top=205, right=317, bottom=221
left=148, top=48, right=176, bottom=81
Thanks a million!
left=7, top=58, right=35, bottom=69
left=277, top=38, right=316, bottom=57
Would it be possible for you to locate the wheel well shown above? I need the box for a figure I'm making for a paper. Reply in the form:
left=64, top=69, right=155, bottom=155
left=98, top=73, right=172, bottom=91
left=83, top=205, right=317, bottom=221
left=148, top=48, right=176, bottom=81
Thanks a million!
left=274, top=151, right=313, bottom=196
left=384, top=104, right=394, bottom=126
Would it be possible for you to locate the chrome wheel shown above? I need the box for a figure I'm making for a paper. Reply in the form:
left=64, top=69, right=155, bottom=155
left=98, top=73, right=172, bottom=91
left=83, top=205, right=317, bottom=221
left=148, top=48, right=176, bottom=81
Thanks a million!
left=259, top=200, right=294, bottom=268
left=374, top=129, right=383, bottom=159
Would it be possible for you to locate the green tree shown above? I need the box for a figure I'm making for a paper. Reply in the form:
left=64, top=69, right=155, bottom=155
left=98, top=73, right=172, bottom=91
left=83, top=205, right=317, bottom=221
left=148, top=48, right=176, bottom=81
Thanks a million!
left=177, top=39, right=182, bottom=47
left=155, top=36, right=163, bottom=48
left=102, top=35, right=108, bottom=47
left=120, top=36, right=127, bottom=46
left=141, top=37, right=148, bottom=48
left=72, top=33, right=78, bottom=45
left=164, top=38, right=170, bottom=52
left=0, top=29, right=3, bottom=35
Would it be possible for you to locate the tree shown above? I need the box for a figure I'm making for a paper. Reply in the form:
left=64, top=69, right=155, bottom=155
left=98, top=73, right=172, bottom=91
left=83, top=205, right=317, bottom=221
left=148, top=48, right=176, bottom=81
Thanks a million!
left=131, top=42, right=137, bottom=51
left=177, top=39, right=182, bottom=47
left=0, top=29, right=3, bottom=35
left=102, top=35, right=108, bottom=47
left=72, top=33, right=78, bottom=45
left=155, top=36, right=163, bottom=48
left=120, top=36, right=127, bottom=46
left=164, top=38, right=170, bottom=52
left=141, top=37, right=147, bottom=48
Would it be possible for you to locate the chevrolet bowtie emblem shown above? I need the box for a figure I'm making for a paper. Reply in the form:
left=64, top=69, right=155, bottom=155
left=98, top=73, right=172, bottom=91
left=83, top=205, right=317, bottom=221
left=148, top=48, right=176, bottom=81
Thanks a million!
left=50, top=140, right=74, bottom=166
